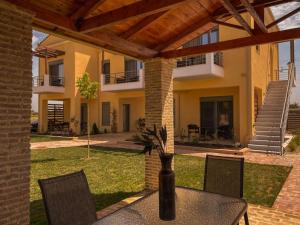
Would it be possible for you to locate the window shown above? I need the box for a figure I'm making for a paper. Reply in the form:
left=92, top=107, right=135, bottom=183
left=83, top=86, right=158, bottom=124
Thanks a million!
left=124, top=58, right=139, bottom=82
left=182, top=27, right=219, bottom=48
left=102, top=60, right=110, bottom=84
left=102, top=102, right=110, bottom=126
left=210, top=28, right=219, bottom=43
left=49, top=60, right=64, bottom=86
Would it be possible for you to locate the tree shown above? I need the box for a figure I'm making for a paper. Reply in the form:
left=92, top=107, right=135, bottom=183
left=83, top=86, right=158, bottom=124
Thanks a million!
left=76, top=72, right=98, bottom=158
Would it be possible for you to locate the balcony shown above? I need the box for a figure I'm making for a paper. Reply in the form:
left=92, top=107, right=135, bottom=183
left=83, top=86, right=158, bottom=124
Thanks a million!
left=172, top=52, right=224, bottom=80
left=33, top=75, right=65, bottom=94
left=101, top=69, right=144, bottom=92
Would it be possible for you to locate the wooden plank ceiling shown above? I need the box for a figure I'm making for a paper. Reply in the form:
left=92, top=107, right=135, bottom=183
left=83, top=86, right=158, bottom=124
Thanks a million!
left=5, top=0, right=300, bottom=59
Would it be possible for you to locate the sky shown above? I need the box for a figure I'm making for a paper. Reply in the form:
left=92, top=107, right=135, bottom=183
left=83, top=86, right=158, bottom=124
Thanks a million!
left=31, top=2, right=300, bottom=112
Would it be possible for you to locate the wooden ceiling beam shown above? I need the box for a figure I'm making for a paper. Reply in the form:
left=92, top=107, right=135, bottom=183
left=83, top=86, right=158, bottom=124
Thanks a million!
left=5, top=0, right=76, bottom=30
left=240, top=0, right=267, bottom=33
left=214, top=0, right=295, bottom=19
left=267, top=6, right=300, bottom=29
left=120, top=11, right=167, bottom=39
left=79, top=0, right=188, bottom=33
left=5, top=0, right=157, bottom=58
left=220, top=0, right=253, bottom=35
left=154, top=16, right=212, bottom=51
left=160, top=27, right=300, bottom=58
left=70, top=0, right=106, bottom=22
left=213, top=20, right=246, bottom=31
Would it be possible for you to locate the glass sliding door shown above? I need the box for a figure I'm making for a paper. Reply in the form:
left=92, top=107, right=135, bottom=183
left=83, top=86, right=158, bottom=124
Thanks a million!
left=200, top=96, right=233, bottom=140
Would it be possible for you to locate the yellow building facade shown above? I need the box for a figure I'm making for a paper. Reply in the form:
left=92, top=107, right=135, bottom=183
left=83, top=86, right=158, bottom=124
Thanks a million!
left=35, top=11, right=279, bottom=146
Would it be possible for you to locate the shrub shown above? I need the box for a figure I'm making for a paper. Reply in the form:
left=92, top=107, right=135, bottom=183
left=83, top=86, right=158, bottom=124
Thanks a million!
left=91, top=123, right=100, bottom=135
left=287, top=135, right=300, bottom=152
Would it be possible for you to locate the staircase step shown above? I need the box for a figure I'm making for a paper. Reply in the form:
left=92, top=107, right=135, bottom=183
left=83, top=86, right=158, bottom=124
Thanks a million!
left=248, top=144, right=281, bottom=152
left=258, top=111, right=282, bottom=116
left=256, top=130, right=280, bottom=136
left=264, top=96, right=285, bottom=100
left=255, top=126, right=280, bottom=131
left=255, top=121, right=280, bottom=127
left=262, top=106, right=283, bottom=111
left=256, top=117, right=281, bottom=122
left=254, top=135, right=281, bottom=141
left=249, top=139, right=281, bottom=146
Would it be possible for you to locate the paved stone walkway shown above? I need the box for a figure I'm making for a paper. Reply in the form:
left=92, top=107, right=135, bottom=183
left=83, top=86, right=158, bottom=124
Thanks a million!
left=273, top=154, right=300, bottom=214
left=31, top=133, right=300, bottom=224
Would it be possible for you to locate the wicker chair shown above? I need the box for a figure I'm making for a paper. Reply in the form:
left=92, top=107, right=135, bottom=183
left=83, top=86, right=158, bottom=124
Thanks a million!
left=38, top=170, right=97, bottom=225
left=204, top=155, right=249, bottom=225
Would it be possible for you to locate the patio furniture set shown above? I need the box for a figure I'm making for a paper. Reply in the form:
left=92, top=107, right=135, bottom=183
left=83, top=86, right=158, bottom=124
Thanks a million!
left=38, top=155, right=249, bottom=225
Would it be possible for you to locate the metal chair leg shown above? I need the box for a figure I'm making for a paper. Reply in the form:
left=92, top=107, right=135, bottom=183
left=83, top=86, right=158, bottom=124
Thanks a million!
left=244, top=212, right=249, bottom=225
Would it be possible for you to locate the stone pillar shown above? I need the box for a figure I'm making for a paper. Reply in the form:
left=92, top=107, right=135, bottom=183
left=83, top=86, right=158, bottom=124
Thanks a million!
left=144, top=58, right=174, bottom=190
left=0, top=2, right=32, bottom=225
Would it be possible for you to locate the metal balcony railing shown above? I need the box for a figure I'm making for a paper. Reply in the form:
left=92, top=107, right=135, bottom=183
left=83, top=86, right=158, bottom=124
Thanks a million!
left=176, top=54, right=206, bottom=68
left=32, top=76, right=64, bottom=87
left=32, top=76, right=44, bottom=87
left=103, top=71, right=140, bottom=85
left=49, top=76, right=64, bottom=87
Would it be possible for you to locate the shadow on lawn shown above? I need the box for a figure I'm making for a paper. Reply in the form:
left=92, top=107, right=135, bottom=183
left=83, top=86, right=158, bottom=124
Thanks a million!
left=31, top=158, right=57, bottom=164
left=30, top=191, right=139, bottom=225
left=90, top=146, right=142, bottom=156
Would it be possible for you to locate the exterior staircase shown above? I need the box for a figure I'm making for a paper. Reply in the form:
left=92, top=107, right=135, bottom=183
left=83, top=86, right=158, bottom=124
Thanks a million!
left=248, top=63, right=296, bottom=154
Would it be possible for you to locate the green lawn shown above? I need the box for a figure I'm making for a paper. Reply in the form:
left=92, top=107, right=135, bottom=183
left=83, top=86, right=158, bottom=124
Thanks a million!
left=30, top=135, right=72, bottom=143
left=30, top=146, right=291, bottom=225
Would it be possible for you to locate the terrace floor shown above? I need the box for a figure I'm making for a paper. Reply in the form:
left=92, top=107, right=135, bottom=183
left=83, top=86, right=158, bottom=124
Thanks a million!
left=31, top=133, right=300, bottom=224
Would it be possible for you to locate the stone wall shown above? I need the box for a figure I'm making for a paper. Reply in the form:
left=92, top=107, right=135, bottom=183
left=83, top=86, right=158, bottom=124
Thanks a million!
left=0, top=2, right=32, bottom=224
left=144, top=58, right=175, bottom=190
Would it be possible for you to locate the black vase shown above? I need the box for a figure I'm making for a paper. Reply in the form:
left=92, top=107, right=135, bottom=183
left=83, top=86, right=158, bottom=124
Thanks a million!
left=159, top=153, right=175, bottom=221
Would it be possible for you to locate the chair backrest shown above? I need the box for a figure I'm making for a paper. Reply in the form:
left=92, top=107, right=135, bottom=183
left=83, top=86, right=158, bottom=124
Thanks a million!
left=204, top=155, right=244, bottom=198
left=38, top=170, right=97, bottom=225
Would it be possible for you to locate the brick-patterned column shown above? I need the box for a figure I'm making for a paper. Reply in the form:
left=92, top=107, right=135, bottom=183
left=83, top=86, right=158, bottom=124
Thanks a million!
left=144, top=58, right=174, bottom=190
left=0, top=2, right=32, bottom=225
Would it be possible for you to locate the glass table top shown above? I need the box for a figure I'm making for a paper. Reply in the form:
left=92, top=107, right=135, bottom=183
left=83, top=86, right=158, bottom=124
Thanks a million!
left=93, top=187, right=247, bottom=225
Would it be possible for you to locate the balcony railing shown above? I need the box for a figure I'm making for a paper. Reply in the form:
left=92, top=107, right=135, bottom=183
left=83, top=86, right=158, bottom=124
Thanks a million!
left=176, top=52, right=224, bottom=68
left=50, top=76, right=64, bottom=87
left=32, top=76, right=44, bottom=87
left=33, top=76, right=64, bottom=87
left=32, top=75, right=65, bottom=93
left=103, top=71, right=140, bottom=85
left=176, top=54, right=206, bottom=68
left=101, top=69, right=144, bottom=92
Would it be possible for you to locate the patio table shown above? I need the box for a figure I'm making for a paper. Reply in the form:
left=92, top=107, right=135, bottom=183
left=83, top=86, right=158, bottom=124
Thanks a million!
left=92, top=187, right=247, bottom=225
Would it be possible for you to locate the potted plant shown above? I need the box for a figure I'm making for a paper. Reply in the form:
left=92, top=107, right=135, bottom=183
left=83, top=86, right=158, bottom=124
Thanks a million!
left=140, top=124, right=175, bottom=221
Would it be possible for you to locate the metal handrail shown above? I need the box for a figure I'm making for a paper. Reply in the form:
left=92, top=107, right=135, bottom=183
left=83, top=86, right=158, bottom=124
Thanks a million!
left=32, top=76, right=44, bottom=87
left=279, top=62, right=295, bottom=155
left=103, top=70, right=140, bottom=85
